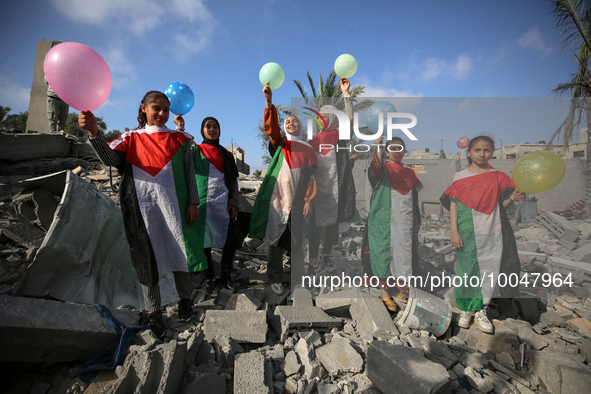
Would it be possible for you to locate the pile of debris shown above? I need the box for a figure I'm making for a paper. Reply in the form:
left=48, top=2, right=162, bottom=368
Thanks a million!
left=2, top=134, right=591, bottom=393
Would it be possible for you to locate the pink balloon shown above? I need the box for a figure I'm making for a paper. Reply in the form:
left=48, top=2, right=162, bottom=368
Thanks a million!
left=457, top=136, right=470, bottom=149
left=43, top=42, right=112, bottom=111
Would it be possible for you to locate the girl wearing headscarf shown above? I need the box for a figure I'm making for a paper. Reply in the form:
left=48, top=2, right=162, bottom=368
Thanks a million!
left=307, top=78, right=357, bottom=273
left=250, top=83, right=318, bottom=295
left=183, top=116, right=240, bottom=292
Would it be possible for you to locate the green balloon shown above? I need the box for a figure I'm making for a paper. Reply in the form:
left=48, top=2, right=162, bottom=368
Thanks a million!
left=259, top=62, right=285, bottom=90
left=334, top=54, right=357, bottom=78
left=512, top=151, right=566, bottom=194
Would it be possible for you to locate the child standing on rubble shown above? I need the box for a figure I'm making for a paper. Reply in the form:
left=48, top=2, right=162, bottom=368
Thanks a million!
left=188, top=116, right=240, bottom=294
left=249, top=83, right=318, bottom=295
left=441, top=135, right=524, bottom=333
left=365, top=136, right=422, bottom=312
left=78, top=91, right=204, bottom=338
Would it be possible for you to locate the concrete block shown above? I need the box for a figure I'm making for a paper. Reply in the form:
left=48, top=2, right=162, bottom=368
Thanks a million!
left=538, top=211, right=579, bottom=241
left=349, top=296, right=399, bottom=339
left=204, top=310, right=267, bottom=343
left=110, top=339, right=187, bottom=394
left=292, top=286, right=314, bottom=307
left=367, top=341, right=450, bottom=394
left=194, top=340, right=215, bottom=366
left=315, top=336, right=363, bottom=377
left=0, top=295, right=139, bottom=362
left=234, top=350, right=271, bottom=394
left=273, top=305, right=342, bottom=342
left=315, top=288, right=363, bottom=316
left=225, top=293, right=261, bottom=311
left=539, top=310, right=568, bottom=327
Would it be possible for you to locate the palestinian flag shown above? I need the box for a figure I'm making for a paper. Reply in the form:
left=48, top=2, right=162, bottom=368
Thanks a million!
left=368, top=161, right=422, bottom=279
left=192, top=143, right=230, bottom=257
left=250, top=139, right=317, bottom=247
left=309, top=130, right=340, bottom=227
left=441, top=170, right=520, bottom=311
left=111, top=125, right=204, bottom=286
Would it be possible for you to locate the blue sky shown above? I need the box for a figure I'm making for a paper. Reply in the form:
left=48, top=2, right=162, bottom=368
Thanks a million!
left=0, top=0, right=582, bottom=169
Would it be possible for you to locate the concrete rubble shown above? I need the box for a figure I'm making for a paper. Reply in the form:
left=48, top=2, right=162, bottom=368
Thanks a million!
left=2, top=135, right=591, bottom=393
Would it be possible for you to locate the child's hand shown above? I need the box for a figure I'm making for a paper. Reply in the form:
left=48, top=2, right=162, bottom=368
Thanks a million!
left=303, top=202, right=312, bottom=218
left=340, top=78, right=350, bottom=96
left=227, top=205, right=238, bottom=220
left=78, top=111, right=98, bottom=137
left=451, top=231, right=463, bottom=250
left=263, top=83, right=272, bottom=104
left=174, top=115, right=185, bottom=130
left=375, top=135, right=384, bottom=145
left=186, top=204, right=199, bottom=225
left=350, top=153, right=359, bottom=161
left=511, top=189, right=525, bottom=203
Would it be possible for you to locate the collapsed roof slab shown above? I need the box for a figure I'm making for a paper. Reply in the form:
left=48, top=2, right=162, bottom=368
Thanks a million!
left=0, top=295, right=139, bottom=362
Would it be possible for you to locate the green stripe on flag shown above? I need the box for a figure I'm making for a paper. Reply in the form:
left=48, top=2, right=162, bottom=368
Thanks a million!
left=249, top=143, right=284, bottom=239
left=454, top=200, right=483, bottom=311
left=368, top=177, right=392, bottom=278
left=173, top=142, right=207, bottom=272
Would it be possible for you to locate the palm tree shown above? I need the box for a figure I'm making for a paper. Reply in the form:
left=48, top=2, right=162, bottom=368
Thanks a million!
left=293, top=70, right=373, bottom=112
left=549, top=0, right=591, bottom=215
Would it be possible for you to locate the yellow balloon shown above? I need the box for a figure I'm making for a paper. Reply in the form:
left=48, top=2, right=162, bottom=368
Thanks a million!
left=512, top=151, right=566, bottom=194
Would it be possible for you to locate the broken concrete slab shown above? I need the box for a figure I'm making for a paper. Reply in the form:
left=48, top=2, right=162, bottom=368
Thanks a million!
left=456, top=320, right=520, bottom=355
left=315, top=288, right=365, bottom=317
left=315, top=336, right=363, bottom=377
left=283, top=350, right=301, bottom=376
left=538, top=211, right=579, bottom=243
left=366, top=340, right=450, bottom=394
left=204, top=310, right=267, bottom=343
left=568, top=317, right=591, bottom=338
left=272, top=305, right=342, bottom=342
left=0, top=295, right=139, bottom=362
left=295, top=337, right=324, bottom=380
left=234, top=350, right=271, bottom=394
left=530, top=350, right=591, bottom=394
left=349, top=296, right=399, bottom=339
left=0, top=133, right=70, bottom=161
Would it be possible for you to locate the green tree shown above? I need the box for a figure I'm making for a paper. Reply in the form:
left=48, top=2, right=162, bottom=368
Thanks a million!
left=549, top=0, right=591, bottom=214
left=0, top=106, right=11, bottom=124
left=65, top=112, right=107, bottom=142
left=105, top=129, right=121, bottom=141
left=253, top=169, right=262, bottom=178
left=2, top=111, right=28, bottom=131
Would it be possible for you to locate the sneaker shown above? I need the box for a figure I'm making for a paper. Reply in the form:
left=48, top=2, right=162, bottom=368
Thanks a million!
left=148, top=310, right=165, bottom=338
left=458, top=311, right=474, bottom=329
left=177, top=298, right=192, bottom=322
left=204, top=278, right=217, bottom=294
left=320, top=255, right=336, bottom=272
left=305, top=261, right=319, bottom=276
left=475, top=309, right=494, bottom=334
left=270, top=282, right=284, bottom=295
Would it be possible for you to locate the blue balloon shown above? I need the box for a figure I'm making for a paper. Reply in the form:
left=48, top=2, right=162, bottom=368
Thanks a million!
left=163, top=82, right=194, bottom=115
left=365, top=101, right=396, bottom=134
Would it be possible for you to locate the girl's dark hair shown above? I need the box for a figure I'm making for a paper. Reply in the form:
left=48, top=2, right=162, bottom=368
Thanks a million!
left=467, top=135, right=495, bottom=164
left=136, top=90, right=170, bottom=129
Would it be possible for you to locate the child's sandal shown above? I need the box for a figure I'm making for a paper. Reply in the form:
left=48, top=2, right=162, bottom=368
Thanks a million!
left=393, top=291, right=409, bottom=304
left=382, top=298, right=398, bottom=312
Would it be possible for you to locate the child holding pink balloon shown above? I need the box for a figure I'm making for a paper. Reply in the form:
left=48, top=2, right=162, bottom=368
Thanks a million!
left=78, top=91, right=203, bottom=338
left=440, top=135, right=524, bottom=334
